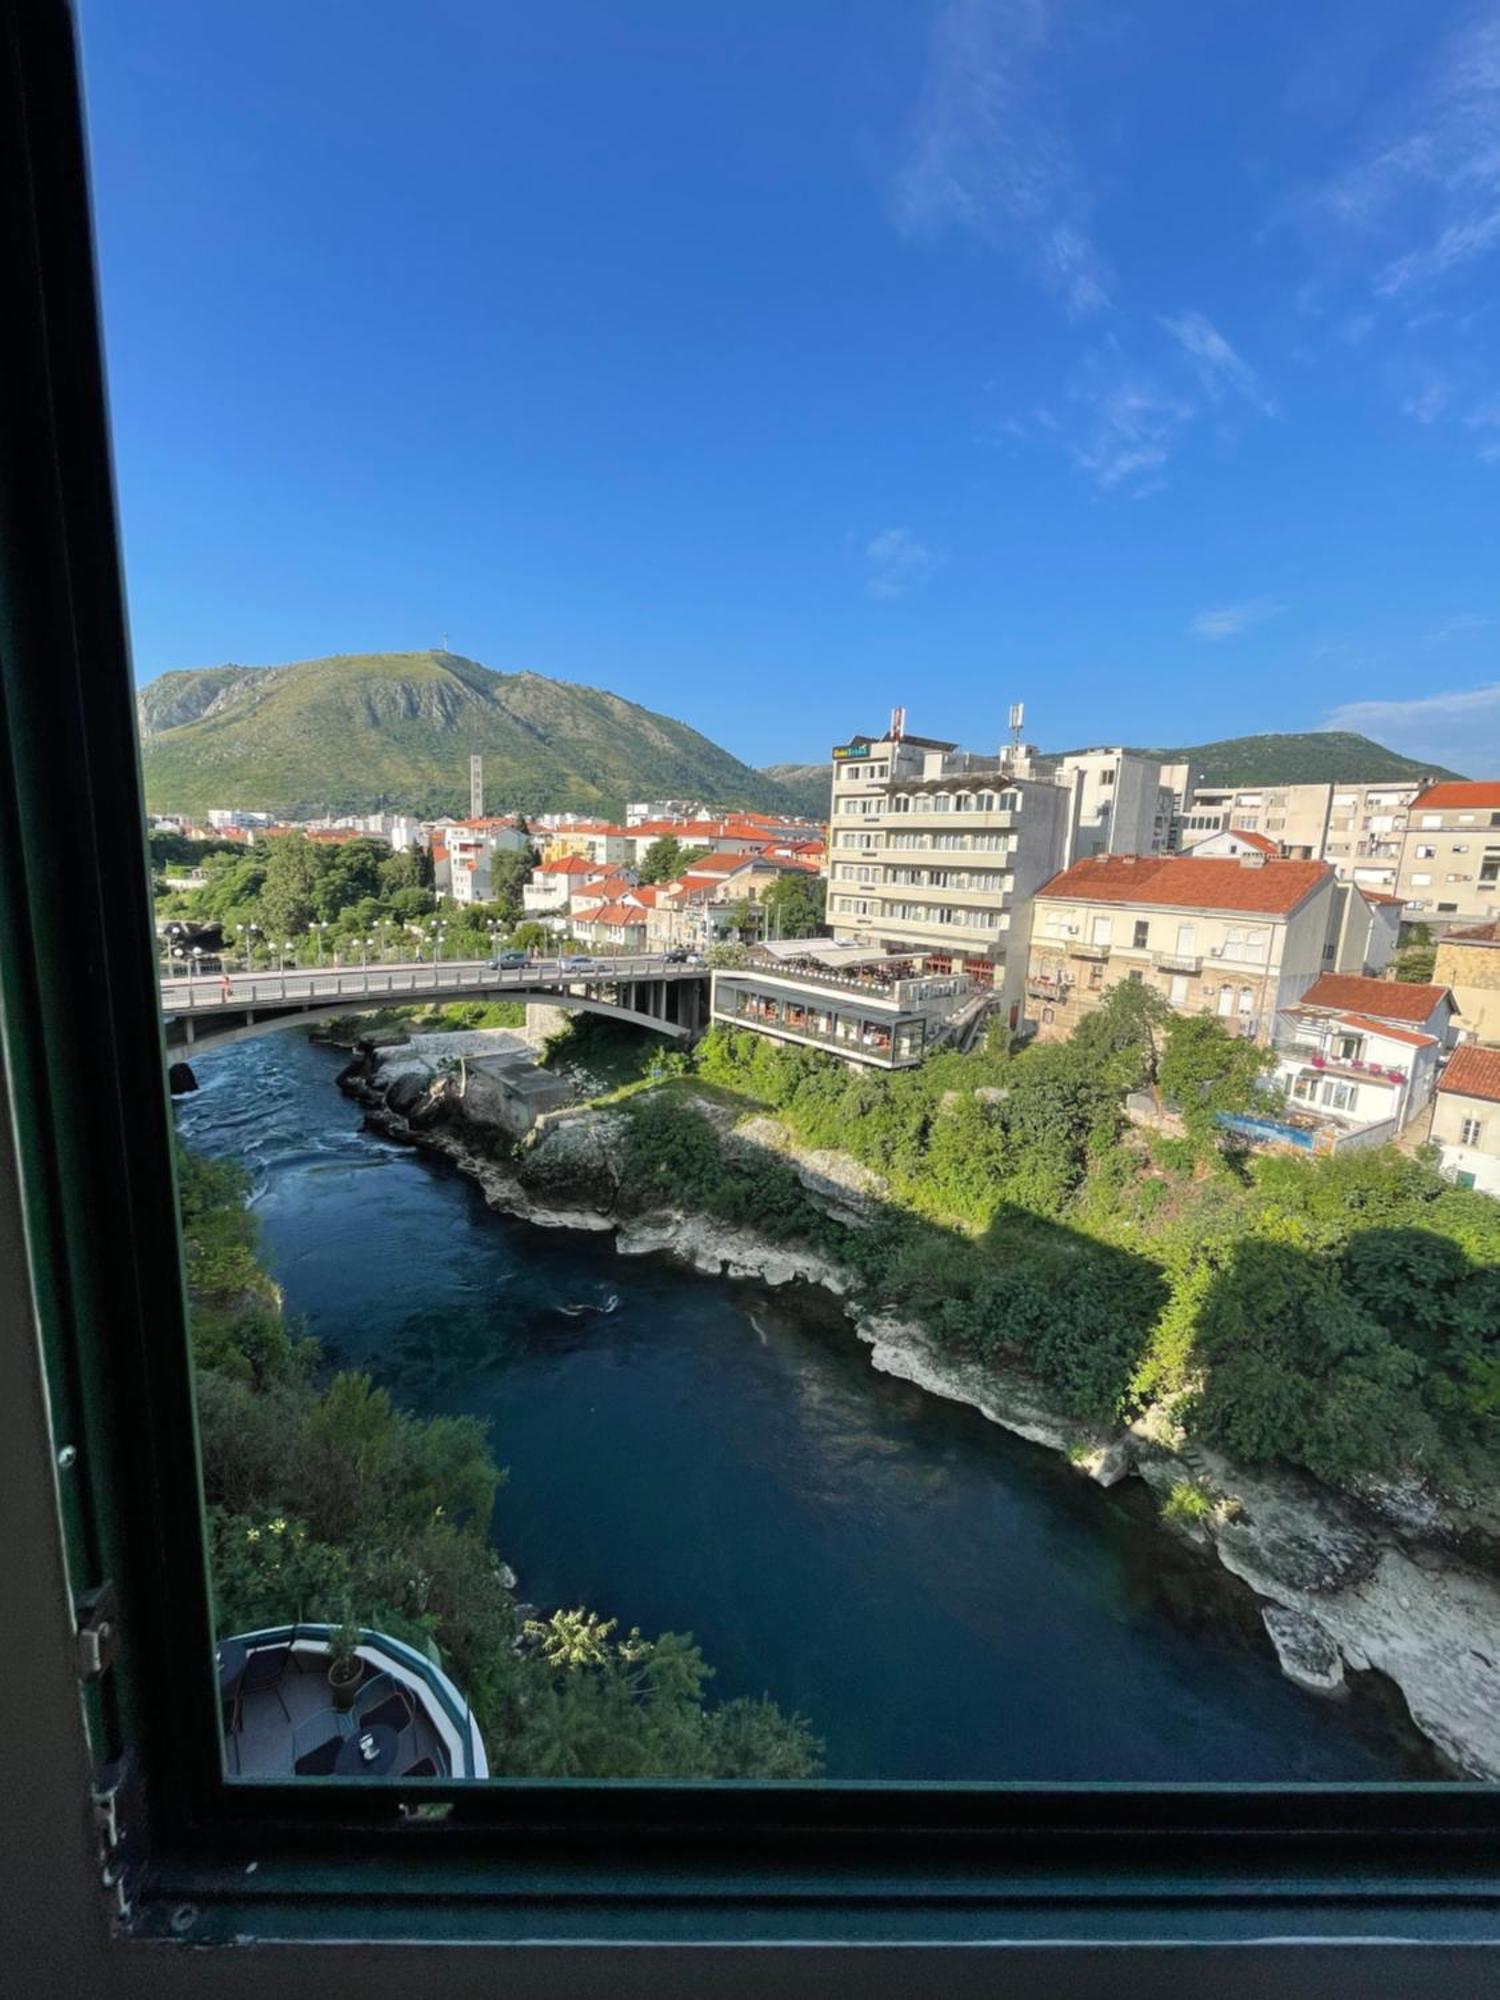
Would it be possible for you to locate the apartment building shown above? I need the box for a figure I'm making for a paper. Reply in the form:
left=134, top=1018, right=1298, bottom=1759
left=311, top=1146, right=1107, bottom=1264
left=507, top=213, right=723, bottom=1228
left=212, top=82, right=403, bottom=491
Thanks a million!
left=1396, top=783, right=1500, bottom=924
left=1433, top=922, right=1500, bottom=1045
left=1046, top=748, right=1174, bottom=858
left=1026, top=853, right=1339, bottom=1043
left=826, top=724, right=1074, bottom=1028
left=1429, top=1046, right=1500, bottom=1196
left=1176, top=779, right=1434, bottom=894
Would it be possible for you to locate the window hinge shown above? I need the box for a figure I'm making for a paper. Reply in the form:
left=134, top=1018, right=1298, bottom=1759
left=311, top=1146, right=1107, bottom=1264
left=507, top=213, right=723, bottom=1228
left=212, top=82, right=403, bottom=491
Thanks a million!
left=75, top=1578, right=120, bottom=1682
left=92, top=1749, right=146, bottom=1932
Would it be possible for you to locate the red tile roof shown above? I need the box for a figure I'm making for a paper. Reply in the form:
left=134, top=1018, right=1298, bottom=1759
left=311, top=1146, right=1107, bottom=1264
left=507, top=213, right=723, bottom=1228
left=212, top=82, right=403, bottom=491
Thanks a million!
left=1410, top=782, right=1500, bottom=812
left=587, top=902, right=648, bottom=927
left=1438, top=1045, right=1500, bottom=1103
left=537, top=855, right=600, bottom=876
left=1440, top=921, right=1500, bottom=945
left=1036, top=854, right=1329, bottom=917
left=1334, top=1012, right=1438, bottom=1049
left=1357, top=889, right=1404, bottom=906
left=1298, top=973, right=1453, bottom=1021
left=1229, top=829, right=1281, bottom=855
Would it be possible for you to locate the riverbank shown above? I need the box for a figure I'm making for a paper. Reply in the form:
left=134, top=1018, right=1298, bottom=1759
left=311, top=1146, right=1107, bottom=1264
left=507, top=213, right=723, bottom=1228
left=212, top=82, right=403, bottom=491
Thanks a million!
left=340, top=1039, right=1500, bottom=1782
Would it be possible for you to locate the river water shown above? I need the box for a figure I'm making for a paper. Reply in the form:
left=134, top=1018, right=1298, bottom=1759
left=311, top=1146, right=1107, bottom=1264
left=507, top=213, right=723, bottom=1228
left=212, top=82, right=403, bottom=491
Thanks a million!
left=177, top=1031, right=1424, bottom=1781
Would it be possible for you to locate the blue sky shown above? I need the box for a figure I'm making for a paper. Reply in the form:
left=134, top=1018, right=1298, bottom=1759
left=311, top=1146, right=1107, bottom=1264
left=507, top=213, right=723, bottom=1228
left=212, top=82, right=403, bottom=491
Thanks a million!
left=82, top=1, right=1500, bottom=772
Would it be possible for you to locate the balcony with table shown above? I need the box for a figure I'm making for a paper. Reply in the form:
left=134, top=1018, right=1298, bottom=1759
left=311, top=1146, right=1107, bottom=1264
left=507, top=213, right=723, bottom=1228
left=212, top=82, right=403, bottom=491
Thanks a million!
left=217, top=1623, right=488, bottom=1781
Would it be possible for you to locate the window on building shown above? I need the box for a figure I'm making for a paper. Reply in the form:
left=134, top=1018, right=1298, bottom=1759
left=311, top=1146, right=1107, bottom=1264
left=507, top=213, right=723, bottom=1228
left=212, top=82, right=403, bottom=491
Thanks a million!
left=1238, top=987, right=1255, bottom=1016
left=1460, top=1117, right=1484, bottom=1146
left=1090, top=915, right=1112, bottom=946
left=1439, top=902, right=1459, bottom=912
left=1132, top=920, right=1149, bottom=949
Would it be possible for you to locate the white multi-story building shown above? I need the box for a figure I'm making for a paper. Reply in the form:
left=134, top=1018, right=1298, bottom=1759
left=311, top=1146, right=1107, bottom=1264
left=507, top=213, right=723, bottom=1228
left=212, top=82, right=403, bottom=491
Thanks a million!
left=825, top=723, right=1076, bottom=1030
left=1047, top=747, right=1176, bottom=858
left=1273, top=974, right=1455, bottom=1144
left=1396, top=782, right=1500, bottom=924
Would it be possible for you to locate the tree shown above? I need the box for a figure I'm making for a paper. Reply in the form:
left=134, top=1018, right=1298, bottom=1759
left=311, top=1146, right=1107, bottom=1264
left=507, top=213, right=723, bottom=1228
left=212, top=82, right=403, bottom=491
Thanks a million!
left=1069, top=979, right=1169, bottom=1093
left=512, top=920, right=551, bottom=953
left=760, top=872, right=827, bottom=939
left=259, top=834, right=326, bottom=939
left=1158, top=1014, right=1276, bottom=1146
left=639, top=838, right=711, bottom=884
left=487, top=848, right=532, bottom=925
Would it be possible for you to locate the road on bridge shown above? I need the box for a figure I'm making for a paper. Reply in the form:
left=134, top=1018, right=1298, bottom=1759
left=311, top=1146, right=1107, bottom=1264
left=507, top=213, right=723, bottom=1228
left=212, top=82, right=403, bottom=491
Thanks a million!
left=159, top=952, right=708, bottom=1018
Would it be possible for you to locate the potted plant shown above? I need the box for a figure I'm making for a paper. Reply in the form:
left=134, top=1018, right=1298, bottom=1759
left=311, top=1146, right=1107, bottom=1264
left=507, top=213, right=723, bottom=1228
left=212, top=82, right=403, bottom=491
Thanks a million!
left=327, top=1615, right=364, bottom=1711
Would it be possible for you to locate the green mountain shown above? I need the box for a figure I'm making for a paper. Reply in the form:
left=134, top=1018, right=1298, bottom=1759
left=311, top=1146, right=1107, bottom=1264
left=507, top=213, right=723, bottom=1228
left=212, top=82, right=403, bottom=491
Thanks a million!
left=1132, top=731, right=1464, bottom=789
left=137, top=651, right=807, bottom=820
left=760, top=761, right=830, bottom=818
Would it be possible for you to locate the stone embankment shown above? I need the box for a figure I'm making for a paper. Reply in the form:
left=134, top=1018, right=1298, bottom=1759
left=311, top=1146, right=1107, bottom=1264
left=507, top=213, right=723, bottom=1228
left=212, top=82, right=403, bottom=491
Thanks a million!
left=340, top=1041, right=1500, bottom=1782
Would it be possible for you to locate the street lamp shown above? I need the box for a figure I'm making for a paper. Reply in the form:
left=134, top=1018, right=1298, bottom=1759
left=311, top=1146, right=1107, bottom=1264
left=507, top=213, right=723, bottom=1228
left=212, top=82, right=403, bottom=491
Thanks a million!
left=191, top=945, right=203, bottom=985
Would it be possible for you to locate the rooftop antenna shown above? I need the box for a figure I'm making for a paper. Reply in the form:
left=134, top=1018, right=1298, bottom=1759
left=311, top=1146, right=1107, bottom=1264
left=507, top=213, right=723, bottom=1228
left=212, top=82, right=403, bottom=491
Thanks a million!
left=1008, top=701, right=1025, bottom=760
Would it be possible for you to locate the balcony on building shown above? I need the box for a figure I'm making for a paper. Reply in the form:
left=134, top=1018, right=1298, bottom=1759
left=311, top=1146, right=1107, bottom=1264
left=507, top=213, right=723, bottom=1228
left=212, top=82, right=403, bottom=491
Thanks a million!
left=1150, top=946, right=1203, bottom=974
left=217, top=1622, right=489, bottom=1781
left=710, top=945, right=980, bottom=1068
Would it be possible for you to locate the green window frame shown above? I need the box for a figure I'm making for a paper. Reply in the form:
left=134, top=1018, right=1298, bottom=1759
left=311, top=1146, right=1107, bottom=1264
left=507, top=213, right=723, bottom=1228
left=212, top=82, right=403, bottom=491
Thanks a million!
left=3, top=1, right=1499, bottom=1973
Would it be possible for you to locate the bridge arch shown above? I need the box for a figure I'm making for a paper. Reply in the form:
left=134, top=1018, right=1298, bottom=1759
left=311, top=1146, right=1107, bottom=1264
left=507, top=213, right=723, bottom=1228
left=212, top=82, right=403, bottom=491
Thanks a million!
left=159, top=960, right=706, bottom=1052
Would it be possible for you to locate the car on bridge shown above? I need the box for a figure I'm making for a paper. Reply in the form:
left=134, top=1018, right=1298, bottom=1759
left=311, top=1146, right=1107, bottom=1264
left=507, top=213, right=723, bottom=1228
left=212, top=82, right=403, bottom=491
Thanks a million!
left=560, top=954, right=600, bottom=972
left=489, top=951, right=529, bottom=970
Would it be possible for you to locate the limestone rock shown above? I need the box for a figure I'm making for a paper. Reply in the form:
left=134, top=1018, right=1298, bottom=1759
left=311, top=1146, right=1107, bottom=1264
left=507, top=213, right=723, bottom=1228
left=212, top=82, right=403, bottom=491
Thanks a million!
left=1261, top=1606, right=1346, bottom=1695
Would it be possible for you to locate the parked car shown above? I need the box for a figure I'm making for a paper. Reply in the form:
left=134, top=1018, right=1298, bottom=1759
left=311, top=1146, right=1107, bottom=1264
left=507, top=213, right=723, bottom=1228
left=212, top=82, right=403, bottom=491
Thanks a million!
left=490, top=951, right=528, bottom=970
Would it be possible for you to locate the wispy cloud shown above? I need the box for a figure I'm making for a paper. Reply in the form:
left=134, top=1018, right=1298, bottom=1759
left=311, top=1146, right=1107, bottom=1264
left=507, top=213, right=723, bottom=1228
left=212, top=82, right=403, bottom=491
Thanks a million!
left=1402, top=377, right=1452, bottom=423
left=1320, top=683, right=1500, bottom=774
left=1158, top=311, right=1278, bottom=416
left=1188, top=599, right=1285, bottom=642
left=1313, top=11, right=1500, bottom=301
left=1425, top=611, right=1493, bottom=645
left=893, top=0, right=1111, bottom=316
left=1068, top=356, right=1193, bottom=496
left=865, top=527, right=943, bottom=598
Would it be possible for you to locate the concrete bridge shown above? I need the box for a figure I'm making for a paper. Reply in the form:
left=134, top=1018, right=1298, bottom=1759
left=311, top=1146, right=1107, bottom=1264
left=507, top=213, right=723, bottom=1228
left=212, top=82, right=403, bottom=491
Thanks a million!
left=159, top=953, right=708, bottom=1051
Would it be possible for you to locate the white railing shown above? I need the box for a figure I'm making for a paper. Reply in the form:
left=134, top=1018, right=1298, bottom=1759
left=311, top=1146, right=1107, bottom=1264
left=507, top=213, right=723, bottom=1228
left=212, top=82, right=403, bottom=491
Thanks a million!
left=159, top=953, right=701, bottom=1014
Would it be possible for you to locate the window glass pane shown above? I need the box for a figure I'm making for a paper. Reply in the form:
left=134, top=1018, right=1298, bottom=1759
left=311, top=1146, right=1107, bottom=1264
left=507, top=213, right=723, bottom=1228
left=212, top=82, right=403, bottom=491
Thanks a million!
left=73, top=2, right=1496, bottom=1797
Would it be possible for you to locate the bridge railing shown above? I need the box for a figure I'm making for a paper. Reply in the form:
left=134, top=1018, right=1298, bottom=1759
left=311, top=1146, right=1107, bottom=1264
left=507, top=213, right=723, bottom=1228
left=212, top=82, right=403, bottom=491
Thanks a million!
left=158, top=954, right=697, bottom=1014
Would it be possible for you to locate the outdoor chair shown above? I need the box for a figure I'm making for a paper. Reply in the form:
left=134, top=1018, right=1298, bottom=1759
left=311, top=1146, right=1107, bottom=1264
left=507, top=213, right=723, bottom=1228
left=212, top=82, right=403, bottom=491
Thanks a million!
left=293, top=1734, right=343, bottom=1776
left=238, top=1642, right=293, bottom=1721
left=359, top=1690, right=415, bottom=1734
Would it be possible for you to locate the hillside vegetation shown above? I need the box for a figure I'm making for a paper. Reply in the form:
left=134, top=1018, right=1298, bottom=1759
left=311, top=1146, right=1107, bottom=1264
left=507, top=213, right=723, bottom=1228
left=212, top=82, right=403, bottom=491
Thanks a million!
left=1134, top=730, right=1462, bottom=788
left=760, top=761, right=830, bottom=817
left=139, top=650, right=807, bottom=820
left=624, top=991, right=1500, bottom=1497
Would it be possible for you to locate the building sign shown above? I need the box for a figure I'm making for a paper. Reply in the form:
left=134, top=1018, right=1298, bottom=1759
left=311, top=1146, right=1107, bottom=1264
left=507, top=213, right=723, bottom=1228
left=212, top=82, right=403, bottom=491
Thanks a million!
left=833, top=741, right=873, bottom=762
